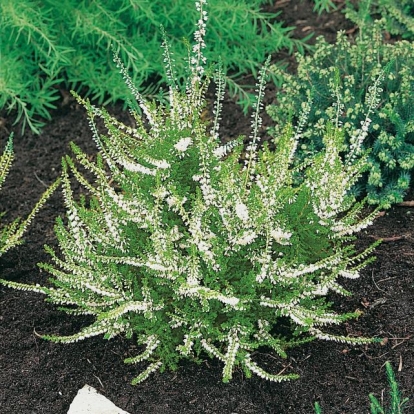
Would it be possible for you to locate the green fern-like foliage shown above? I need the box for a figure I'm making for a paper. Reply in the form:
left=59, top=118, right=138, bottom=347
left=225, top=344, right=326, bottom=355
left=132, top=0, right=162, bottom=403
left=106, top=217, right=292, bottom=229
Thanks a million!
left=345, top=0, right=414, bottom=39
left=267, top=22, right=414, bottom=208
left=0, top=0, right=311, bottom=134
left=0, top=1, right=381, bottom=384
left=0, top=134, right=60, bottom=257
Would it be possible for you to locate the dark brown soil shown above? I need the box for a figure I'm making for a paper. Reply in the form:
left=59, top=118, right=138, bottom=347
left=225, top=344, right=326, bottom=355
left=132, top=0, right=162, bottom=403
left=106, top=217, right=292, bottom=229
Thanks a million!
left=0, top=1, right=413, bottom=413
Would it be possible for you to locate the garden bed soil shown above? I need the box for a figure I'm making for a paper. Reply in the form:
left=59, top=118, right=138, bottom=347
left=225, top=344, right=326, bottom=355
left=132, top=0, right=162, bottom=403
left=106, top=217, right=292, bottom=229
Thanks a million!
left=1, top=1, right=413, bottom=413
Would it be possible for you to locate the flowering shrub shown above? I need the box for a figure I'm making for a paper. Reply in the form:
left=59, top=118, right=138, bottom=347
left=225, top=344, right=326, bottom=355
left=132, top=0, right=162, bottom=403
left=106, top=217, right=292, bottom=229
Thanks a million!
left=0, top=134, right=59, bottom=258
left=266, top=22, right=414, bottom=208
left=0, top=1, right=381, bottom=384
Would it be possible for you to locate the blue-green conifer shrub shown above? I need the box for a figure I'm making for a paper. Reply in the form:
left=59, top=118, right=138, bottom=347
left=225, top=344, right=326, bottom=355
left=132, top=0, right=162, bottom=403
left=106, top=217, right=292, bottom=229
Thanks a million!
left=0, top=1, right=382, bottom=384
left=267, top=22, right=414, bottom=208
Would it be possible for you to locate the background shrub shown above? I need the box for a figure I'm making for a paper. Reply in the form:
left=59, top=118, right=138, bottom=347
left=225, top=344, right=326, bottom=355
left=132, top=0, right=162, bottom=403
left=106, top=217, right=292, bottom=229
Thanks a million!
left=266, top=22, right=414, bottom=208
left=0, top=0, right=313, bottom=134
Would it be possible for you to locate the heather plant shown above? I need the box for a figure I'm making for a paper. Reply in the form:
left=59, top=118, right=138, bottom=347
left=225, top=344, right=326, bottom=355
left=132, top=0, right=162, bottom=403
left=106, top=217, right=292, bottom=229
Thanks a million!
left=314, top=362, right=410, bottom=413
left=345, top=0, right=414, bottom=39
left=0, top=134, right=59, bottom=257
left=0, top=1, right=381, bottom=384
left=266, top=22, right=414, bottom=208
left=0, top=0, right=312, bottom=134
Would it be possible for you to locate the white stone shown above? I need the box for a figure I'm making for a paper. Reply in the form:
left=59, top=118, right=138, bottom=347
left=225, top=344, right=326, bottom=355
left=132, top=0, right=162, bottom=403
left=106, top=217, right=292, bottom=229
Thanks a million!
left=67, top=385, right=130, bottom=414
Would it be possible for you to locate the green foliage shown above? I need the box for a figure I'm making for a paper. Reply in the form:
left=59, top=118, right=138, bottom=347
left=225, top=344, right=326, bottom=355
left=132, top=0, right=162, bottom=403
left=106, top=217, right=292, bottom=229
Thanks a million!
left=0, top=2, right=381, bottom=384
left=314, top=401, right=322, bottom=413
left=345, top=0, right=414, bottom=39
left=314, top=362, right=410, bottom=413
left=0, top=135, right=13, bottom=193
left=312, top=0, right=337, bottom=15
left=266, top=22, right=414, bottom=208
left=370, top=362, right=410, bottom=414
left=0, top=0, right=311, bottom=134
left=0, top=134, right=60, bottom=258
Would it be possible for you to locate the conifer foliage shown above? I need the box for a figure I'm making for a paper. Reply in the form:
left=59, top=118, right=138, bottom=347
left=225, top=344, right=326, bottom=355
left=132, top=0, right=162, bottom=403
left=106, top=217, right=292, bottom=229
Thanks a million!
left=0, top=1, right=381, bottom=384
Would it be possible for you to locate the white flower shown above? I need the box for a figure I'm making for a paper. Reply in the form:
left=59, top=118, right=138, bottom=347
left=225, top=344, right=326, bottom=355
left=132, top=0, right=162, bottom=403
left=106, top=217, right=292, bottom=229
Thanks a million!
left=213, top=146, right=226, bottom=158
left=312, top=285, right=328, bottom=295
left=166, top=195, right=186, bottom=209
left=235, top=231, right=257, bottom=246
left=152, top=187, right=168, bottom=200
left=339, top=270, right=360, bottom=279
left=152, top=159, right=170, bottom=169
left=270, top=228, right=292, bottom=245
left=145, top=260, right=168, bottom=272
left=122, top=160, right=155, bottom=175
left=174, top=137, right=193, bottom=152
left=221, top=296, right=239, bottom=306
left=235, top=201, right=249, bottom=222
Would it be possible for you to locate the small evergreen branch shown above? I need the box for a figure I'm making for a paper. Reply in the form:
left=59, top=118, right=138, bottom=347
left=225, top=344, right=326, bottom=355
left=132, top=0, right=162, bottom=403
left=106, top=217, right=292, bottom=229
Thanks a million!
left=130, top=361, right=163, bottom=385
left=42, top=320, right=110, bottom=344
left=0, top=134, right=13, bottom=190
left=243, top=354, right=300, bottom=382
left=201, top=339, right=226, bottom=362
left=222, top=326, right=243, bottom=382
left=315, top=361, right=410, bottom=413
left=0, top=177, right=60, bottom=256
left=211, top=60, right=225, bottom=141
left=0, top=279, right=49, bottom=295
left=369, top=362, right=410, bottom=414
left=0, top=134, right=60, bottom=259
left=124, top=335, right=160, bottom=365
left=242, top=56, right=270, bottom=194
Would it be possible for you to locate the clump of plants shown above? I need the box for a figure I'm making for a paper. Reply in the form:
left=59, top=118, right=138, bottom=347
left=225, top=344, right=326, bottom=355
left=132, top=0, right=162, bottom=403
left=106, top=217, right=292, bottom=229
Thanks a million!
left=0, top=1, right=381, bottom=384
left=0, top=0, right=312, bottom=134
left=266, top=22, right=414, bottom=208
left=0, top=134, right=59, bottom=258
